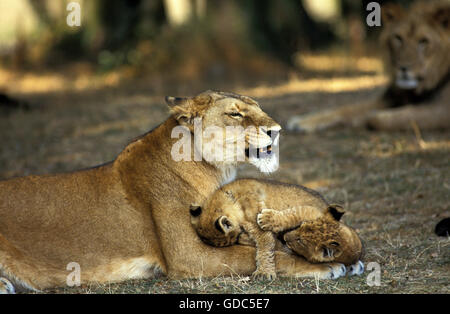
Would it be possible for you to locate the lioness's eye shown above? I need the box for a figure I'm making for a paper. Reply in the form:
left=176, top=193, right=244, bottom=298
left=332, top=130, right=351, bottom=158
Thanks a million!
left=418, top=38, right=429, bottom=47
left=228, top=112, right=243, bottom=118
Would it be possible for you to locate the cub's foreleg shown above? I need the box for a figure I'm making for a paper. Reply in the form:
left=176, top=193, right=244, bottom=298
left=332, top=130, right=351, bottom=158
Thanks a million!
left=242, top=222, right=277, bottom=280
left=257, top=206, right=322, bottom=233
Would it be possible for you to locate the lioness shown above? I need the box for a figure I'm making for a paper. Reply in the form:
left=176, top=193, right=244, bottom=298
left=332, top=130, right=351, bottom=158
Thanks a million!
left=190, top=179, right=363, bottom=280
left=0, top=90, right=346, bottom=293
left=287, top=0, right=450, bottom=132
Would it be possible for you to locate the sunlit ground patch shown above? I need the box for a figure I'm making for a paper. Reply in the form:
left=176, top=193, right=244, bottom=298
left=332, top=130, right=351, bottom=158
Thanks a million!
left=240, top=75, right=388, bottom=98
left=294, top=53, right=384, bottom=74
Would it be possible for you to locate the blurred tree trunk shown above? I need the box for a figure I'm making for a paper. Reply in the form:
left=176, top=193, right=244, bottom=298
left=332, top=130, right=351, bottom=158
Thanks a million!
left=28, top=0, right=66, bottom=28
left=163, top=0, right=192, bottom=26
left=240, top=0, right=336, bottom=64
left=25, top=0, right=166, bottom=64
left=163, top=0, right=206, bottom=26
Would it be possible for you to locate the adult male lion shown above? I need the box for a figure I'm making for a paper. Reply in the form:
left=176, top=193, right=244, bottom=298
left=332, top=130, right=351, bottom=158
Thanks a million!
left=287, top=1, right=450, bottom=132
left=0, top=90, right=346, bottom=292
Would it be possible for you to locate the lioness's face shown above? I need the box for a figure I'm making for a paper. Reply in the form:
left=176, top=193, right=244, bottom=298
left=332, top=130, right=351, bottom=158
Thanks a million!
left=166, top=91, right=281, bottom=173
left=381, top=3, right=450, bottom=93
left=283, top=209, right=362, bottom=265
left=189, top=191, right=243, bottom=247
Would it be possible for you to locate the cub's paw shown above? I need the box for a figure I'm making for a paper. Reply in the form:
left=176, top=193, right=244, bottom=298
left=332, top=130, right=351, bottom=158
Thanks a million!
left=0, top=278, right=15, bottom=294
left=252, top=269, right=277, bottom=281
left=257, top=209, right=279, bottom=232
left=347, top=261, right=364, bottom=276
left=320, top=263, right=347, bottom=280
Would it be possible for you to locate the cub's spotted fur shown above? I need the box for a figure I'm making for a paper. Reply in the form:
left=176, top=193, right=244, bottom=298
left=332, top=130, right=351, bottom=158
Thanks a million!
left=190, top=179, right=363, bottom=280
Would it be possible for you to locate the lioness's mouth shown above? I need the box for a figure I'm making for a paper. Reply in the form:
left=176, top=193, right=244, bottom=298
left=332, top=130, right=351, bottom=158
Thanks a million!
left=245, top=145, right=273, bottom=159
left=396, top=78, right=419, bottom=89
left=244, top=129, right=279, bottom=159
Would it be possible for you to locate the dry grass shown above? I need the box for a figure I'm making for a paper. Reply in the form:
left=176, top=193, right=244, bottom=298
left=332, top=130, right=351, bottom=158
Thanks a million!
left=0, top=58, right=449, bottom=294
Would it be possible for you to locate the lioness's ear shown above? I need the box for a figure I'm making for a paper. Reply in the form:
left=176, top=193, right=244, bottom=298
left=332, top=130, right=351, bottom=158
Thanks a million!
left=189, top=204, right=202, bottom=217
left=326, top=204, right=345, bottom=221
left=215, top=216, right=233, bottom=234
left=166, top=94, right=212, bottom=126
left=166, top=96, right=195, bottom=125
left=382, top=3, right=405, bottom=25
left=192, top=93, right=213, bottom=107
left=165, top=96, right=188, bottom=107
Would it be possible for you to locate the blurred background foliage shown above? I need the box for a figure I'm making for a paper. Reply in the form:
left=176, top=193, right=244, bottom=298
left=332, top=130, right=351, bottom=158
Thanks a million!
left=0, top=0, right=415, bottom=81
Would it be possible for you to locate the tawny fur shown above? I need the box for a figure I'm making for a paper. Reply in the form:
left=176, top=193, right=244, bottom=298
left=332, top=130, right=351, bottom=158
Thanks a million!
left=190, top=179, right=363, bottom=280
left=0, top=90, right=342, bottom=292
left=287, top=0, right=450, bottom=132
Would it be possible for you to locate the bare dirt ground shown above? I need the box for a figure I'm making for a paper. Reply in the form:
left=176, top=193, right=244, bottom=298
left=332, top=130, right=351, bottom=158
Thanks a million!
left=0, top=58, right=448, bottom=294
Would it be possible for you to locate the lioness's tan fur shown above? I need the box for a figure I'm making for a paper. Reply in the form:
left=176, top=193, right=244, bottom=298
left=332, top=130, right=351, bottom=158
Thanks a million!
left=190, top=179, right=362, bottom=280
left=287, top=0, right=450, bottom=132
left=0, top=90, right=344, bottom=292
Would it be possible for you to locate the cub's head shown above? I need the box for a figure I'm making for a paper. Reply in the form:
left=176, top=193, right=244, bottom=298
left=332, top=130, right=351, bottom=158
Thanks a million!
left=283, top=205, right=363, bottom=265
left=189, top=189, right=244, bottom=247
left=381, top=1, right=450, bottom=94
left=166, top=90, right=281, bottom=173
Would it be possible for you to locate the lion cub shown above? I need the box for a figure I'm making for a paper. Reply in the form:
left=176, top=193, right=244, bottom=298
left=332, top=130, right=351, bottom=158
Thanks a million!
left=190, top=179, right=363, bottom=280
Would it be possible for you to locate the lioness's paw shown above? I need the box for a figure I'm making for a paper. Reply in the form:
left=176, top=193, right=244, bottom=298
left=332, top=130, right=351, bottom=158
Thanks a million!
left=367, top=110, right=392, bottom=130
left=252, top=269, right=277, bottom=281
left=0, top=278, right=15, bottom=294
left=347, top=261, right=364, bottom=276
left=257, top=209, right=279, bottom=232
left=321, top=263, right=347, bottom=280
left=286, top=115, right=326, bottom=133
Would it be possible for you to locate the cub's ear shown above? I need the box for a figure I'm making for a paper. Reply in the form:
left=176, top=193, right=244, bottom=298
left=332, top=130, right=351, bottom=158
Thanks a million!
left=326, top=204, right=345, bottom=221
left=189, top=204, right=202, bottom=217
left=255, top=188, right=266, bottom=199
left=215, top=216, right=234, bottom=234
left=224, top=190, right=236, bottom=201
left=382, top=3, right=405, bottom=25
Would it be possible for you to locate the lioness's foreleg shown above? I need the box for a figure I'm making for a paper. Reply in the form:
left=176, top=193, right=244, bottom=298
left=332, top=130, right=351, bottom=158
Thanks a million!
left=0, top=277, right=15, bottom=294
left=274, top=251, right=347, bottom=279
left=367, top=103, right=450, bottom=131
left=287, top=101, right=386, bottom=133
left=164, top=236, right=346, bottom=280
left=0, top=233, right=67, bottom=291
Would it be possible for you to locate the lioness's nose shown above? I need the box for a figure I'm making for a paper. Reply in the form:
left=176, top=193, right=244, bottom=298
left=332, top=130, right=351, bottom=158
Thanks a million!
left=266, top=125, right=281, bottom=138
left=269, top=125, right=282, bottom=132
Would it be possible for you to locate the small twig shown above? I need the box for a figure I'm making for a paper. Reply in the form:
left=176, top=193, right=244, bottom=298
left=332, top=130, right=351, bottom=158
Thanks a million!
left=410, top=121, right=427, bottom=149
left=314, top=274, right=320, bottom=293
left=414, top=241, right=449, bottom=261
